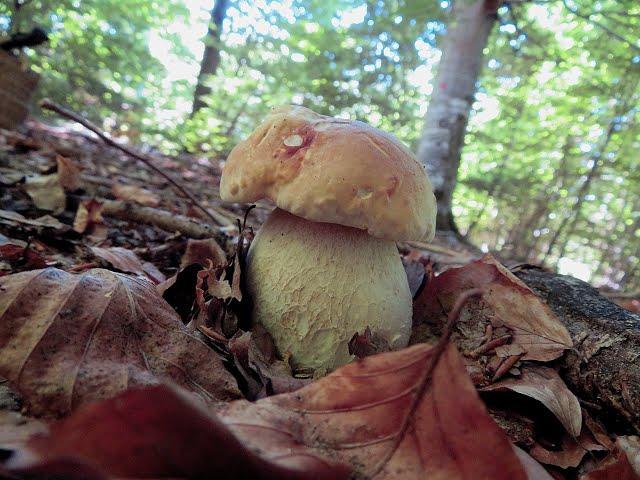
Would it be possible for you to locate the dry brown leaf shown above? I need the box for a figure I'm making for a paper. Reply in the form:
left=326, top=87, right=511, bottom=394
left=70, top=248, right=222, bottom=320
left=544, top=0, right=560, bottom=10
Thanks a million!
left=482, top=366, right=582, bottom=437
left=0, top=244, right=49, bottom=270
left=512, top=445, right=555, bottom=480
left=23, top=174, right=66, bottom=213
left=180, top=238, right=227, bottom=268
left=580, top=437, right=640, bottom=479
left=219, top=343, right=528, bottom=479
left=56, top=155, right=81, bottom=191
left=73, top=198, right=106, bottom=239
left=112, top=183, right=161, bottom=207
left=529, top=427, right=607, bottom=469
left=4, top=343, right=531, bottom=479
left=0, top=210, right=66, bottom=230
left=5, top=384, right=348, bottom=480
left=0, top=268, right=240, bottom=417
left=414, top=254, right=572, bottom=362
left=90, top=246, right=164, bottom=284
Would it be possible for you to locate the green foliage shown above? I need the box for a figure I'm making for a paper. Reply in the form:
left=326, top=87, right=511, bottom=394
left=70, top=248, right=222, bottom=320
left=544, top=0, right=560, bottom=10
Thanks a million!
left=0, top=0, right=189, bottom=132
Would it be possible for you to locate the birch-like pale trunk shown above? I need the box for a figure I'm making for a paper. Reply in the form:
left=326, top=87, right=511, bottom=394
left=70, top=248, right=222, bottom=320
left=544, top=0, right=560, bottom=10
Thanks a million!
left=416, top=0, right=499, bottom=233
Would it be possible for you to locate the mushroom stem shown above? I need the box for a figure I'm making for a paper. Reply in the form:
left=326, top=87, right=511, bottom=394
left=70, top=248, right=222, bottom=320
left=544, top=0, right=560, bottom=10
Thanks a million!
left=246, top=208, right=413, bottom=370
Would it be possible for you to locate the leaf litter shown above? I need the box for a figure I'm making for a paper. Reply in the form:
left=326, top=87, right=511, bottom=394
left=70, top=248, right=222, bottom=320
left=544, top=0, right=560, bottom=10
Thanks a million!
left=0, top=120, right=633, bottom=479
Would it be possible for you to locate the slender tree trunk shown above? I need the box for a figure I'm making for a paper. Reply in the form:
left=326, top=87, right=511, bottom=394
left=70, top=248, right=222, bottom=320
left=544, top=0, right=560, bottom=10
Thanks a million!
left=191, top=0, right=229, bottom=117
left=416, top=0, right=500, bottom=233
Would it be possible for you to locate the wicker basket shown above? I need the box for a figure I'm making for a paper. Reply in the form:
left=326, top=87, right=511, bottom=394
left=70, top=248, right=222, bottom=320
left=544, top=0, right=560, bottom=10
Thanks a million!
left=0, top=50, right=40, bottom=130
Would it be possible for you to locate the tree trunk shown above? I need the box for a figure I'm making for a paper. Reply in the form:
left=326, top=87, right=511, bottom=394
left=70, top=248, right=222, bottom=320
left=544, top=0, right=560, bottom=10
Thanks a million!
left=416, top=0, right=499, bottom=233
left=191, top=0, right=229, bottom=117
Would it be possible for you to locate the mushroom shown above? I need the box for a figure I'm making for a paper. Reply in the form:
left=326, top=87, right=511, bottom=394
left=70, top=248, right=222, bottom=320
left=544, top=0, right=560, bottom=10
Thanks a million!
left=220, top=106, right=436, bottom=371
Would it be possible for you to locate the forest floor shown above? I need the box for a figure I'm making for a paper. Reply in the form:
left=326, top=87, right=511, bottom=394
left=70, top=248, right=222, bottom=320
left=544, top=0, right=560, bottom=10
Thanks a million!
left=1, top=120, right=639, bottom=480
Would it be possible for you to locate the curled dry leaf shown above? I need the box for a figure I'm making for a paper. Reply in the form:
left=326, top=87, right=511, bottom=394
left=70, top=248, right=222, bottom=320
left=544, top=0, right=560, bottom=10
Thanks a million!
left=580, top=436, right=640, bottom=480
left=56, top=155, right=81, bottom=192
left=180, top=237, right=227, bottom=269
left=0, top=210, right=66, bottom=230
left=4, top=343, right=530, bottom=479
left=229, top=327, right=311, bottom=399
left=90, top=246, right=165, bottom=284
left=73, top=198, right=106, bottom=239
left=23, top=174, right=66, bottom=213
left=529, top=426, right=607, bottom=469
left=0, top=244, right=48, bottom=270
left=482, top=366, right=582, bottom=437
left=0, top=268, right=240, bottom=417
left=414, top=254, right=572, bottom=362
left=112, top=183, right=161, bottom=207
left=512, top=445, right=555, bottom=480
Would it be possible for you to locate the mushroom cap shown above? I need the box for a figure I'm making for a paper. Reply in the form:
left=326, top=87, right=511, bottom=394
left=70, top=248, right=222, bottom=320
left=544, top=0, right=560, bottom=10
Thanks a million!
left=220, top=105, right=436, bottom=241
left=246, top=208, right=412, bottom=370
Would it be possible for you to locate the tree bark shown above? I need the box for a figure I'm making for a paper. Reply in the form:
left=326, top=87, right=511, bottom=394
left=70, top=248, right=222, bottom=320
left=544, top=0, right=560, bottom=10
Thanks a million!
left=516, top=268, right=640, bottom=434
left=191, top=0, right=229, bottom=117
left=416, top=0, right=500, bottom=233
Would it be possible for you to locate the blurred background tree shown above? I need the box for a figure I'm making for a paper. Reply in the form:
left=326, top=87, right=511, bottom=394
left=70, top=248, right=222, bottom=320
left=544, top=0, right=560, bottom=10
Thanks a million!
left=0, top=0, right=638, bottom=290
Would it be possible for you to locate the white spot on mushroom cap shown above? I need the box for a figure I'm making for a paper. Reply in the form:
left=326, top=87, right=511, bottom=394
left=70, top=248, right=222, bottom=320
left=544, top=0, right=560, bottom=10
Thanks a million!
left=283, top=134, right=303, bottom=147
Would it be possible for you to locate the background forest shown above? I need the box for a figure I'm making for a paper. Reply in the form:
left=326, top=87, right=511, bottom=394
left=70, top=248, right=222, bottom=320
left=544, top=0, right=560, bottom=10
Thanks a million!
left=1, top=0, right=639, bottom=291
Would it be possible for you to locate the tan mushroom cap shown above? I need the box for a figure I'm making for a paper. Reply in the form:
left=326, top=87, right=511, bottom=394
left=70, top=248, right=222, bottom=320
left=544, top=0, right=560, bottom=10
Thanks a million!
left=220, top=105, right=436, bottom=241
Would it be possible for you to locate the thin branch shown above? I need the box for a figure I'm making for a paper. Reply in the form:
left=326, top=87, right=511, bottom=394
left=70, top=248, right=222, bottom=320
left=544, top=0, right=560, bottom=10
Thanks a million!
left=561, top=0, right=640, bottom=53
left=369, top=288, right=484, bottom=478
left=40, top=100, right=224, bottom=227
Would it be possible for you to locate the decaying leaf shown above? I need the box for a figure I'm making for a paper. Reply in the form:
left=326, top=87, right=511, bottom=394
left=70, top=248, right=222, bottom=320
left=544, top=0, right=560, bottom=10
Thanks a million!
left=0, top=210, right=66, bottom=230
left=4, top=384, right=349, bottom=480
left=0, top=268, right=240, bottom=417
left=23, top=174, right=66, bottom=213
left=56, top=155, right=81, bottom=192
left=229, top=327, right=311, bottom=399
left=112, top=183, right=161, bottom=207
left=90, top=246, right=165, bottom=284
left=414, top=254, right=572, bottom=362
left=73, top=198, right=106, bottom=239
left=0, top=243, right=49, bottom=270
left=580, top=437, right=640, bottom=479
left=529, top=426, right=607, bottom=469
left=4, top=343, right=531, bottom=479
left=482, top=366, right=582, bottom=437
left=181, top=238, right=227, bottom=269
left=512, top=445, right=555, bottom=480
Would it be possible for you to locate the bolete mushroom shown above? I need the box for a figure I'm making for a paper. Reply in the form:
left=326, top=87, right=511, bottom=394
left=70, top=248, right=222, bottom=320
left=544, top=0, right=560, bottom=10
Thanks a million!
left=220, top=106, right=436, bottom=370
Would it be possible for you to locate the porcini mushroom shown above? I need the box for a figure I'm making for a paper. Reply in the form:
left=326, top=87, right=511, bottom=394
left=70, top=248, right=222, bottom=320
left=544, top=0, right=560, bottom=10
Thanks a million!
left=220, top=106, right=436, bottom=370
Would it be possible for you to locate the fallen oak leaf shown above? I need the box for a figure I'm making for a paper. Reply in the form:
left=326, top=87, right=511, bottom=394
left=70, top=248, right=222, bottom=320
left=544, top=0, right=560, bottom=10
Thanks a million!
left=482, top=366, right=582, bottom=437
left=414, top=254, right=572, bottom=362
left=5, top=384, right=349, bottom=480
left=0, top=268, right=240, bottom=417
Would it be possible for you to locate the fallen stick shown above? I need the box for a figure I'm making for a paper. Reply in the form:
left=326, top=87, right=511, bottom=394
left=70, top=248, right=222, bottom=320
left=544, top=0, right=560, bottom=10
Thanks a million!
left=515, top=268, right=640, bottom=433
left=40, top=100, right=224, bottom=227
left=100, top=199, right=232, bottom=242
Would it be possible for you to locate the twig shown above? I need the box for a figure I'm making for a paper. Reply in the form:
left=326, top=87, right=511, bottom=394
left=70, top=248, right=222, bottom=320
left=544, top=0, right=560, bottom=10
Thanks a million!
left=40, top=100, right=223, bottom=226
left=100, top=199, right=232, bottom=242
left=561, top=0, right=640, bottom=53
left=370, top=288, right=484, bottom=478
